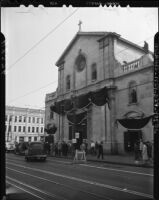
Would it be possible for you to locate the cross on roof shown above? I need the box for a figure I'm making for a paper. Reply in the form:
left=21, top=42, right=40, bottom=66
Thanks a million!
left=78, top=20, right=82, bottom=32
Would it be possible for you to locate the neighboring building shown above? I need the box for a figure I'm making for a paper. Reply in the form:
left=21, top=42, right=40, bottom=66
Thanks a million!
left=5, top=106, right=45, bottom=143
left=45, top=31, right=154, bottom=154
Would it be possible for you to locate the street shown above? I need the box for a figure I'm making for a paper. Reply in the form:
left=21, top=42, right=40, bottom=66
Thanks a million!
left=6, top=153, right=153, bottom=200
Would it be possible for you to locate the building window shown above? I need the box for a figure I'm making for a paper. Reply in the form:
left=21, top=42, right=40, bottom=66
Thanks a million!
left=19, top=137, right=24, bottom=142
left=23, top=117, right=26, bottom=122
left=23, top=126, right=25, bottom=132
left=28, top=117, right=31, bottom=123
left=28, top=137, right=32, bottom=142
left=9, top=125, right=11, bottom=132
left=32, top=117, right=35, bottom=123
left=75, top=53, right=86, bottom=72
left=36, top=127, right=39, bottom=133
left=66, top=75, right=71, bottom=91
left=15, top=116, right=17, bottom=122
left=128, top=81, right=138, bottom=104
left=91, top=63, right=97, bottom=81
left=32, top=127, right=34, bottom=133
left=34, top=137, right=37, bottom=141
left=41, top=127, right=43, bottom=133
left=50, top=111, right=54, bottom=119
left=41, top=118, right=43, bottom=124
left=18, top=126, right=21, bottom=132
left=28, top=127, right=30, bottom=133
left=37, top=118, right=39, bottom=123
left=19, top=116, right=22, bottom=122
left=14, top=126, right=16, bottom=132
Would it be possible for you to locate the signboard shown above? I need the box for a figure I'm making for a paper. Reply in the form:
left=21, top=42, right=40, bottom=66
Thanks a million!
left=75, top=132, right=80, bottom=138
left=72, top=138, right=77, bottom=143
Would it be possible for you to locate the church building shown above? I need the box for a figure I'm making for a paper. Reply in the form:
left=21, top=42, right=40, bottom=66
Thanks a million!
left=45, top=30, right=153, bottom=154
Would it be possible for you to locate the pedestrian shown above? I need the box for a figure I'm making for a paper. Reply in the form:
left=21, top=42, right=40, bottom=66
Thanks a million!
left=95, top=141, right=98, bottom=155
left=80, top=142, right=86, bottom=152
left=90, top=141, right=95, bottom=155
left=134, top=141, right=140, bottom=163
left=97, top=141, right=104, bottom=159
left=139, top=139, right=143, bottom=160
left=146, top=141, right=152, bottom=163
left=58, top=141, right=62, bottom=156
left=55, top=142, right=58, bottom=157
left=142, top=142, right=148, bottom=165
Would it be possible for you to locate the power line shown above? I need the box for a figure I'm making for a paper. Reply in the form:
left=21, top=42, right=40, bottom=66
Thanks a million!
left=7, top=34, right=154, bottom=104
left=3, top=8, right=79, bottom=74
left=8, top=79, right=58, bottom=104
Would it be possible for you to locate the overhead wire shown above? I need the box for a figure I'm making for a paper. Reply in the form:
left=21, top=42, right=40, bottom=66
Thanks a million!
left=6, top=32, right=154, bottom=105
left=3, top=8, right=79, bottom=74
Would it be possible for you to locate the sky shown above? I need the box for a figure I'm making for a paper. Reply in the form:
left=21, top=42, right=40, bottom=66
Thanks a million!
left=1, top=7, right=158, bottom=110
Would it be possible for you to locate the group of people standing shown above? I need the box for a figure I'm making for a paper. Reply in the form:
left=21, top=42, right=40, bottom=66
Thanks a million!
left=134, top=139, right=153, bottom=164
left=90, top=141, right=104, bottom=159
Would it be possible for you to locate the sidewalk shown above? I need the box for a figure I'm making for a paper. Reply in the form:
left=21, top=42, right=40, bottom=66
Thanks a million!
left=50, top=153, right=153, bottom=168
left=86, top=154, right=153, bottom=168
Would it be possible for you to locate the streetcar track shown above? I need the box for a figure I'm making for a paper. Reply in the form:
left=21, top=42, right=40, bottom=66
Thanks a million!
left=7, top=167, right=114, bottom=200
left=6, top=161, right=153, bottom=199
left=7, top=176, right=68, bottom=200
left=6, top=180, right=46, bottom=200
left=6, top=156, right=153, bottom=177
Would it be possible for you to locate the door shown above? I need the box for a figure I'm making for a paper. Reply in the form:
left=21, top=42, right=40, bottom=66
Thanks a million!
left=124, top=130, right=142, bottom=152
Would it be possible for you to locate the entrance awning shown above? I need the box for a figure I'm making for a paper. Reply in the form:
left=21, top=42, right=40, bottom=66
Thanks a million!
left=117, top=115, right=153, bottom=129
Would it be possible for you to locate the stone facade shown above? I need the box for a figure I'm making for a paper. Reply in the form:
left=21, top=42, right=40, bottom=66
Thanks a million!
left=45, top=32, right=153, bottom=154
left=5, top=106, right=45, bottom=143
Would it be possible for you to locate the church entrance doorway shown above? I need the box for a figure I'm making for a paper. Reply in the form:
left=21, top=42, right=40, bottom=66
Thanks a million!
left=69, top=119, right=87, bottom=148
left=124, top=130, right=142, bottom=152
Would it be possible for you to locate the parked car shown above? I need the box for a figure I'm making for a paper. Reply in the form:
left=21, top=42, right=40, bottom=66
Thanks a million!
left=25, top=142, right=47, bottom=161
left=14, top=142, right=28, bottom=155
left=6, top=142, right=15, bottom=153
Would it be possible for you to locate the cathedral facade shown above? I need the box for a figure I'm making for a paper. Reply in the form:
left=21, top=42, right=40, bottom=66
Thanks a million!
left=45, top=31, right=153, bottom=154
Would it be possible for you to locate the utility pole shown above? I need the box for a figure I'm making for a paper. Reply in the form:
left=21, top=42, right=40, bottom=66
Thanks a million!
left=7, top=115, right=12, bottom=142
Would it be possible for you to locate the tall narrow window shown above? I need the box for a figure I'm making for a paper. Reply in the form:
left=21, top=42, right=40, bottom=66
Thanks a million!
left=28, top=117, right=31, bottom=123
left=128, top=81, right=138, bottom=104
left=32, top=127, right=34, bottom=133
left=23, top=117, right=26, bottom=122
left=32, top=117, right=35, bottom=123
left=41, top=118, right=43, bottom=124
left=66, top=75, right=71, bottom=91
left=19, top=116, right=22, bottom=122
left=15, top=116, right=17, bottom=122
left=23, top=126, right=25, bottom=132
left=41, top=127, right=43, bottom=133
left=37, top=118, right=39, bottom=123
left=28, top=127, right=30, bottom=133
left=14, top=126, right=16, bottom=132
left=36, top=127, right=39, bottom=133
left=50, top=111, right=54, bottom=119
left=91, top=63, right=97, bottom=81
left=18, top=126, right=21, bottom=132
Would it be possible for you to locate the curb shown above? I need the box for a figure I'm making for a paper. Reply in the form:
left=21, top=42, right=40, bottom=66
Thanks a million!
left=86, top=158, right=153, bottom=168
left=48, top=156, right=153, bottom=168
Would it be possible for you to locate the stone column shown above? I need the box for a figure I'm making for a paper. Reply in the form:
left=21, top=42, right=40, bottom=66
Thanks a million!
left=108, top=86, right=118, bottom=154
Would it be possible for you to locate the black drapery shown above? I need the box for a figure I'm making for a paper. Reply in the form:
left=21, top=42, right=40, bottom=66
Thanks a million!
left=90, top=87, right=109, bottom=106
left=50, top=86, right=109, bottom=115
left=67, top=112, right=87, bottom=124
left=117, top=115, right=153, bottom=129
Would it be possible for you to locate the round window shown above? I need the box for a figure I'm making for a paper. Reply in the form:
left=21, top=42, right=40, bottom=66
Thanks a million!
left=75, top=54, right=86, bottom=72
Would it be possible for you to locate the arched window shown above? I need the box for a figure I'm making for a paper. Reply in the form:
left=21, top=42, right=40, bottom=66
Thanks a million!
left=66, top=75, right=71, bottom=91
left=91, top=63, right=97, bottom=81
left=128, top=81, right=137, bottom=104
